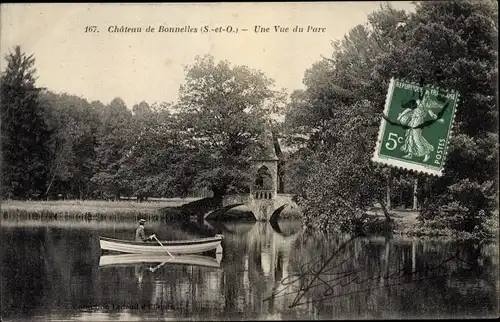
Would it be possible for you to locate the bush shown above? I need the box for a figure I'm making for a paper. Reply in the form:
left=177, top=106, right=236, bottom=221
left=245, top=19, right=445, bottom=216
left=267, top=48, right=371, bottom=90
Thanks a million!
left=419, top=180, right=497, bottom=239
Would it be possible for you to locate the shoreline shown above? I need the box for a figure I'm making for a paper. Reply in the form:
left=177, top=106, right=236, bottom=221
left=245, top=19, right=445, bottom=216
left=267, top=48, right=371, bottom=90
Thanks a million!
left=2, top=201, right=494, bottom=242
left=1, top=199, right=419, bottom=223
left=1, top=199, right=418, bottom=231
left=1, top=199, right=201, bottom=215
left=0, top=199, right=304, bottom=221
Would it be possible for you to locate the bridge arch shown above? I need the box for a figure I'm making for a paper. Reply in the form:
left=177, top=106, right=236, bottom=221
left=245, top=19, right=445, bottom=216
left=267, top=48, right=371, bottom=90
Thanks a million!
left=220, top=193, right=301, bottom=222
left=269, top=204, right=291, bottom=223
left=204, top=204, right=256, bottom=221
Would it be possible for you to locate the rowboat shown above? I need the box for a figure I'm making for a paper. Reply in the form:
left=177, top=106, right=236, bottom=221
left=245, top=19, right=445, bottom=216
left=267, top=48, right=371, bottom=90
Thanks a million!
left=99, top=253, right=222, bottom=268
left=99, top=234, right=224, bottom=255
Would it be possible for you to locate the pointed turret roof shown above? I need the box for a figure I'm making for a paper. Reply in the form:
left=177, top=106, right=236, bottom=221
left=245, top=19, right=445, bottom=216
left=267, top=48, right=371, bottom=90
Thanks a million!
left=250, top=123, right=280, bottom=161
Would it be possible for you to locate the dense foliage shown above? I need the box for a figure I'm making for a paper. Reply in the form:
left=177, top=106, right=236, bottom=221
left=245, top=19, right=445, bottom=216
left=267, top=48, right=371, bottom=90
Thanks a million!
left=175, top=55, right=285, bottom=197
left=284, top=1, right=498, bottom=237
left=1, top=46, right=52, bottom=199
left=1, top=53, right=282, bottom=200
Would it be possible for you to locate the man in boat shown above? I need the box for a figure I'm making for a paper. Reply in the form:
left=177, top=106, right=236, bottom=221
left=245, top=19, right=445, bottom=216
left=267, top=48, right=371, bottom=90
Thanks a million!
left=135, top=219, right=156, bottom=242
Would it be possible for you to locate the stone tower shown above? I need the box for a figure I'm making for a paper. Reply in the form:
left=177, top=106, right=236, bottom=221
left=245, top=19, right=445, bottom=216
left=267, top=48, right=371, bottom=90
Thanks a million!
left=250, top=126, right=279, bottom=200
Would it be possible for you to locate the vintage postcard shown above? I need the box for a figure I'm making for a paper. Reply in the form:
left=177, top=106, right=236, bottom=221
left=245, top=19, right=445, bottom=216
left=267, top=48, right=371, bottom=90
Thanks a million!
left=1, top=2, right=498, bottom=322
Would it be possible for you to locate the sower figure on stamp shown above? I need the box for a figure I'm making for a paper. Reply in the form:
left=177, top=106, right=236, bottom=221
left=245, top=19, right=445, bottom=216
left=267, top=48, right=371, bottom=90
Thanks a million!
left=135, top=218, right=156, bottom=242
left=397, top=91, right=445, bottom=162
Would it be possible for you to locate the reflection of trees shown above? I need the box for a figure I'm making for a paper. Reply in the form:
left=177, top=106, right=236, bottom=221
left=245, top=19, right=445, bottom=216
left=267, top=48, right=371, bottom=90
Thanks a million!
left=0, top=226, right=100, bottom=319
left=1, top=223, right=496, bottom=320
left=0, top=222, right=292, bottom=320
left=1, top=227, right=49, bottom=318
left=1, top=224, right=225, bottom=319
left=286, top=233, right=498, bottom=319
left=97, top=264, right=223, bottom=313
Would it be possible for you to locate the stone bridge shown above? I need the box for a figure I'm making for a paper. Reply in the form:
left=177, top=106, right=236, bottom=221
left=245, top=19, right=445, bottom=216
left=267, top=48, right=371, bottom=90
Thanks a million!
left=207, top=124, right=302, bottom=222
left=220, top=192, right=300, bottom=222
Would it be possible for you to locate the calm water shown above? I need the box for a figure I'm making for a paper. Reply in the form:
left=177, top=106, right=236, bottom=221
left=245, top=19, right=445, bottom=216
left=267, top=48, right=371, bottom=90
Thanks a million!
left=1, top=215, right=498, bottom=321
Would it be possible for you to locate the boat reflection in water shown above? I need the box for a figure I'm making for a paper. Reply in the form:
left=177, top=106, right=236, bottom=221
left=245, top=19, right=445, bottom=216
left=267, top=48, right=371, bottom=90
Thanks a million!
left=98, top=231, right=224, bottom=284
left=99, top=252, right=223, bottom=269
left=100, top=244, right=223, bottom=280
left=98, top=246, right=225, bottom=309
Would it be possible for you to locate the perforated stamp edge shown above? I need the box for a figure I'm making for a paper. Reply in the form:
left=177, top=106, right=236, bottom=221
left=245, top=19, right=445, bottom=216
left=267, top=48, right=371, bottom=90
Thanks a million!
left=371, top=77, right=460, bottom=177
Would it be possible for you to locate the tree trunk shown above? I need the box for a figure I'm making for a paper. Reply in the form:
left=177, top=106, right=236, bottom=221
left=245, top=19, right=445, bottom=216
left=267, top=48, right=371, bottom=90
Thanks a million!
left=413, top=178, right=418, bottom=210
left=378, top=197, right=392, bottom=221
left=45, top=169, right=58, bottom=198
left=412, top=239, right=417, bottom=276
left=386, top=170, right=392, bottom=211
left=79, top=180, right=83, bottom=199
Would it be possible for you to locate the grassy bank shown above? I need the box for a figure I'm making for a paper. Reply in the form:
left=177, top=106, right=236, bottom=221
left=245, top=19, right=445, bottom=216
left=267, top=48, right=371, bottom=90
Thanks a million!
left=1, top=199, right=201, bottom=215
left=365, top=207, right=498, bottom=241
left=2, top=199, right=409, bottom=223
left=1, top=198, right=302, bottom=221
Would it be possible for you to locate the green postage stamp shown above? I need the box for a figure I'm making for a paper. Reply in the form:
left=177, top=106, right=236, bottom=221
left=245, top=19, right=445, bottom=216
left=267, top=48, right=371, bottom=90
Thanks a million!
left=372, top=78, right=459, bottom=176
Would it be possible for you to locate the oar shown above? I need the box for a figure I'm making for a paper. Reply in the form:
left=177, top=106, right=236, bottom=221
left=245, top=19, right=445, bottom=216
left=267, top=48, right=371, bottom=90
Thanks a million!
left=152, top=235, right=175, bottom=259
left=148, top=261, right=168, bottom=272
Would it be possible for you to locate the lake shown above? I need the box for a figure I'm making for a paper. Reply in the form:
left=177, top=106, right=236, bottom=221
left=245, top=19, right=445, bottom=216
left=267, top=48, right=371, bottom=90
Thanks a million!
left=1, top=215, right=498, bottom=321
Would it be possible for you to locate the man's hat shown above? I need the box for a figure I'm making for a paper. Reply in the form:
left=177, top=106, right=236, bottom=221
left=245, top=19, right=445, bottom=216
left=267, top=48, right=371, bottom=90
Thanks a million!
left=139, top=219, right=146, bottom=224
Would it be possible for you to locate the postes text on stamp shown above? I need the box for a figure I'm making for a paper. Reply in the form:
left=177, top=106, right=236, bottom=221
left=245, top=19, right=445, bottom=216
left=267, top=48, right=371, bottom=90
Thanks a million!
left=372, top=78, right=459, bottom=176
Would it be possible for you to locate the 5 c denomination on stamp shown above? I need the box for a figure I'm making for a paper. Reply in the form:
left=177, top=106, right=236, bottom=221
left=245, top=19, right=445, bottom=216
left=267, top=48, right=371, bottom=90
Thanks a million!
left=372, top=78, right=459, bottom=176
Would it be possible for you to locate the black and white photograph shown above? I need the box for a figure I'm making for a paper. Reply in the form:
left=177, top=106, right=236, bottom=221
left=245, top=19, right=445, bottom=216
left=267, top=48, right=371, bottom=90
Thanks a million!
left=0, top=2, right=498, bottom=321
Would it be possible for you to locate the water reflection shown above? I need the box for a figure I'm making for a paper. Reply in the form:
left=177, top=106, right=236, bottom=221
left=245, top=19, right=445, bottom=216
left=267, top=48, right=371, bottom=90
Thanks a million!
left=0, top=217, right=498, bottom=321
left=99, top=254, right=222, bottom=269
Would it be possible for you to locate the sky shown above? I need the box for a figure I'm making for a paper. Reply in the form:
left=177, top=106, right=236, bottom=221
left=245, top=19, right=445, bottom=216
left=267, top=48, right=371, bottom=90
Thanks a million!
left=1, top=2, right=416, bottom=108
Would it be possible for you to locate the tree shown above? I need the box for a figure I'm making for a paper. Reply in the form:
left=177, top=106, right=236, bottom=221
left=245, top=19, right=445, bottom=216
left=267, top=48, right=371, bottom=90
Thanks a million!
left=284, top=4, right=410, bottom=230
left=297, top=100, right=388, bottom=233
left=372, top=0, right=498, bottom=237
left=286, top=1, right=498, bottom=237
left=0, top=46, right=52, bottom=199
left=40, top=91, right=101, bottom=199
left=175, top=55, right=285, bottom=198
left=92, top=97, right=133, bottom=199
left=117, top=102, right=199, bottom=198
